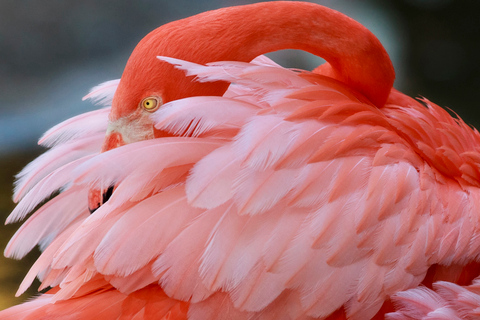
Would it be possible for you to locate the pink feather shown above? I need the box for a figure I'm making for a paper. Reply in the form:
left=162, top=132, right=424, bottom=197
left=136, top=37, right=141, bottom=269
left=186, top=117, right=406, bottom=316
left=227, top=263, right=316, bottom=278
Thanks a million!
left=4, top=2, right=480, bottom=319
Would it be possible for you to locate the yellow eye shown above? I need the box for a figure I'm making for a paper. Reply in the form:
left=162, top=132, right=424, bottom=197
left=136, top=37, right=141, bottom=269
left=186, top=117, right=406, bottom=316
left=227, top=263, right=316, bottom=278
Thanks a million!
left=141, top=96, right=161, bottom=112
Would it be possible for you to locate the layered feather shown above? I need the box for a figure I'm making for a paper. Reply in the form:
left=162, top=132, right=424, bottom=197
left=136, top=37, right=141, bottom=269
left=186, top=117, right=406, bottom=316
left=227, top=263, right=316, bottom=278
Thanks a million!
left=4, top=56, right=480, bottom=320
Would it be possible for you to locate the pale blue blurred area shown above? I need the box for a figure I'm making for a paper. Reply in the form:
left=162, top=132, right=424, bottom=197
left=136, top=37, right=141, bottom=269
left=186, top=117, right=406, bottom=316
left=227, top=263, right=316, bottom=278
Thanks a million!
left=0, top=56, right=123, bottom=154
left=0, top=0, right=223, bottom=153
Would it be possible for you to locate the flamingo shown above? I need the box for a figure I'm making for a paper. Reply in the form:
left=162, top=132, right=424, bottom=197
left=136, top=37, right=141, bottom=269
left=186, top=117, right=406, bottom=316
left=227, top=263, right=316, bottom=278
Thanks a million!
left=1, top=1, right=480, bottom=319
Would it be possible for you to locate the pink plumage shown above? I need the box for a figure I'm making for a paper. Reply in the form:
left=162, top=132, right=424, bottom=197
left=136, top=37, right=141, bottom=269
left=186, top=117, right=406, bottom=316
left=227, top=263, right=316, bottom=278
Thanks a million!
left=2, top=1, right=480, bottom=319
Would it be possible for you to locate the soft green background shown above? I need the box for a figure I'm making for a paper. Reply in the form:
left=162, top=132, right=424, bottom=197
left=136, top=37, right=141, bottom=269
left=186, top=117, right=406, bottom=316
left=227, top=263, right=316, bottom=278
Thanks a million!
left=1, top=0, right=479, bottom=310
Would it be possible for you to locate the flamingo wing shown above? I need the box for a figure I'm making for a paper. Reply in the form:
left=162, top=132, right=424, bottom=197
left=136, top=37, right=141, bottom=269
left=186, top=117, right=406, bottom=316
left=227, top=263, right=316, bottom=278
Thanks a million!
left=4, top=57, right=480, bottom=319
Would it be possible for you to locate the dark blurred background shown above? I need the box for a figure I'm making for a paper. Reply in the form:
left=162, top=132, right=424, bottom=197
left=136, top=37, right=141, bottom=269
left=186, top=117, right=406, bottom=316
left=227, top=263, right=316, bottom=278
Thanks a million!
left=1, top=0, right=479, bottom=309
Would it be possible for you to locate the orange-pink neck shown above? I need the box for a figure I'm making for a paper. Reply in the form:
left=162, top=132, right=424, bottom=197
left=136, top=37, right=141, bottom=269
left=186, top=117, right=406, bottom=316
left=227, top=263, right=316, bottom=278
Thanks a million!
left=112, top=1, right=395, bottom=119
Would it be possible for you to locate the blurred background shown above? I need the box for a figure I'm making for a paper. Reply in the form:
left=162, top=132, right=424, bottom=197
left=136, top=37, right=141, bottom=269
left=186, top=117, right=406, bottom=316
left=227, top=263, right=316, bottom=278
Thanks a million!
left=0, top=0, right=479, bottom=309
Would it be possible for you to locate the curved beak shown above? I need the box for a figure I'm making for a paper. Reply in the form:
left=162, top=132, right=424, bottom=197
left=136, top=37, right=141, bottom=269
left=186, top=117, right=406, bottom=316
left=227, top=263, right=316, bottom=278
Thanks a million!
left=87, top=126, right=126, bottom=214
left=87, top=117, right=154, bottom=213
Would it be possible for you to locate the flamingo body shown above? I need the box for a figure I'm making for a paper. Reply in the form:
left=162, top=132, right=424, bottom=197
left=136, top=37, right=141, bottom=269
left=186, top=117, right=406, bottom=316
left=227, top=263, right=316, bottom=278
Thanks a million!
left=2, top=2, right=480, bottom=319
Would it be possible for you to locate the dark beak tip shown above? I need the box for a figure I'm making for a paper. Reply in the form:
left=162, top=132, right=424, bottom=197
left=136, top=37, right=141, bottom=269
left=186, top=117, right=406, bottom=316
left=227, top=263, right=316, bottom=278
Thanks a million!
left=88, top=185, right=115, bottom=214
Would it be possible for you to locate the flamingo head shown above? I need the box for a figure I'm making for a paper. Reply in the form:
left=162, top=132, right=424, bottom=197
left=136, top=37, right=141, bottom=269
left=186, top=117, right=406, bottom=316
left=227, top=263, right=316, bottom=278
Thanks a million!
left=99, top=21, right=235, bottom=150
left=86, top=92, right=164, bottom=213
left=86, top=23, right=231, bottom=213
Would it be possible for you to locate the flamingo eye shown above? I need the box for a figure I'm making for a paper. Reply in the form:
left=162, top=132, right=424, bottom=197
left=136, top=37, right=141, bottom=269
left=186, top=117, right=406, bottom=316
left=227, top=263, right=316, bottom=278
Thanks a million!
left=140, top=96, right=161, bottom=112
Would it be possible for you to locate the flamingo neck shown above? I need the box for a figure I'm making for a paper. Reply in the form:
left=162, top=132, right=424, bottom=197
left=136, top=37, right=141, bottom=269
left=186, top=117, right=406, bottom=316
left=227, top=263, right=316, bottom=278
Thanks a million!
left=113, top=1, right=395, bottom=118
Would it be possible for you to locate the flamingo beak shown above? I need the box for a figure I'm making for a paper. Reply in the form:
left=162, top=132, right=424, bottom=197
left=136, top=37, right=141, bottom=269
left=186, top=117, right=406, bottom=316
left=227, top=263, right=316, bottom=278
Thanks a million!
left=87, top=124, right=128, bottom=214
left=87, top=113, right=160, bottom=213
left=88, top=185, right=115, bottom=214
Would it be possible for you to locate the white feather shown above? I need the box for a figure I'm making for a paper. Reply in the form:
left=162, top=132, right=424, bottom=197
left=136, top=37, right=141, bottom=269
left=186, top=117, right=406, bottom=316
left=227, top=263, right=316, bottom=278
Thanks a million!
left=39, top=108, right=109, bottom=147
left=152, top=96, right=259, bottom=137
left=5, top=186, right=88, bottom=259
left=81, top=79, right=120, bottom=106
left=13, top=134, right=103, bottom=202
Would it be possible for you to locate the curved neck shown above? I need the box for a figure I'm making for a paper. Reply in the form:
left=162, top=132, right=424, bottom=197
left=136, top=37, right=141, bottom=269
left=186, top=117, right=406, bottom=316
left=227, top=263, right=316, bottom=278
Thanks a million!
left=114, top=1, right=395, bottom=118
